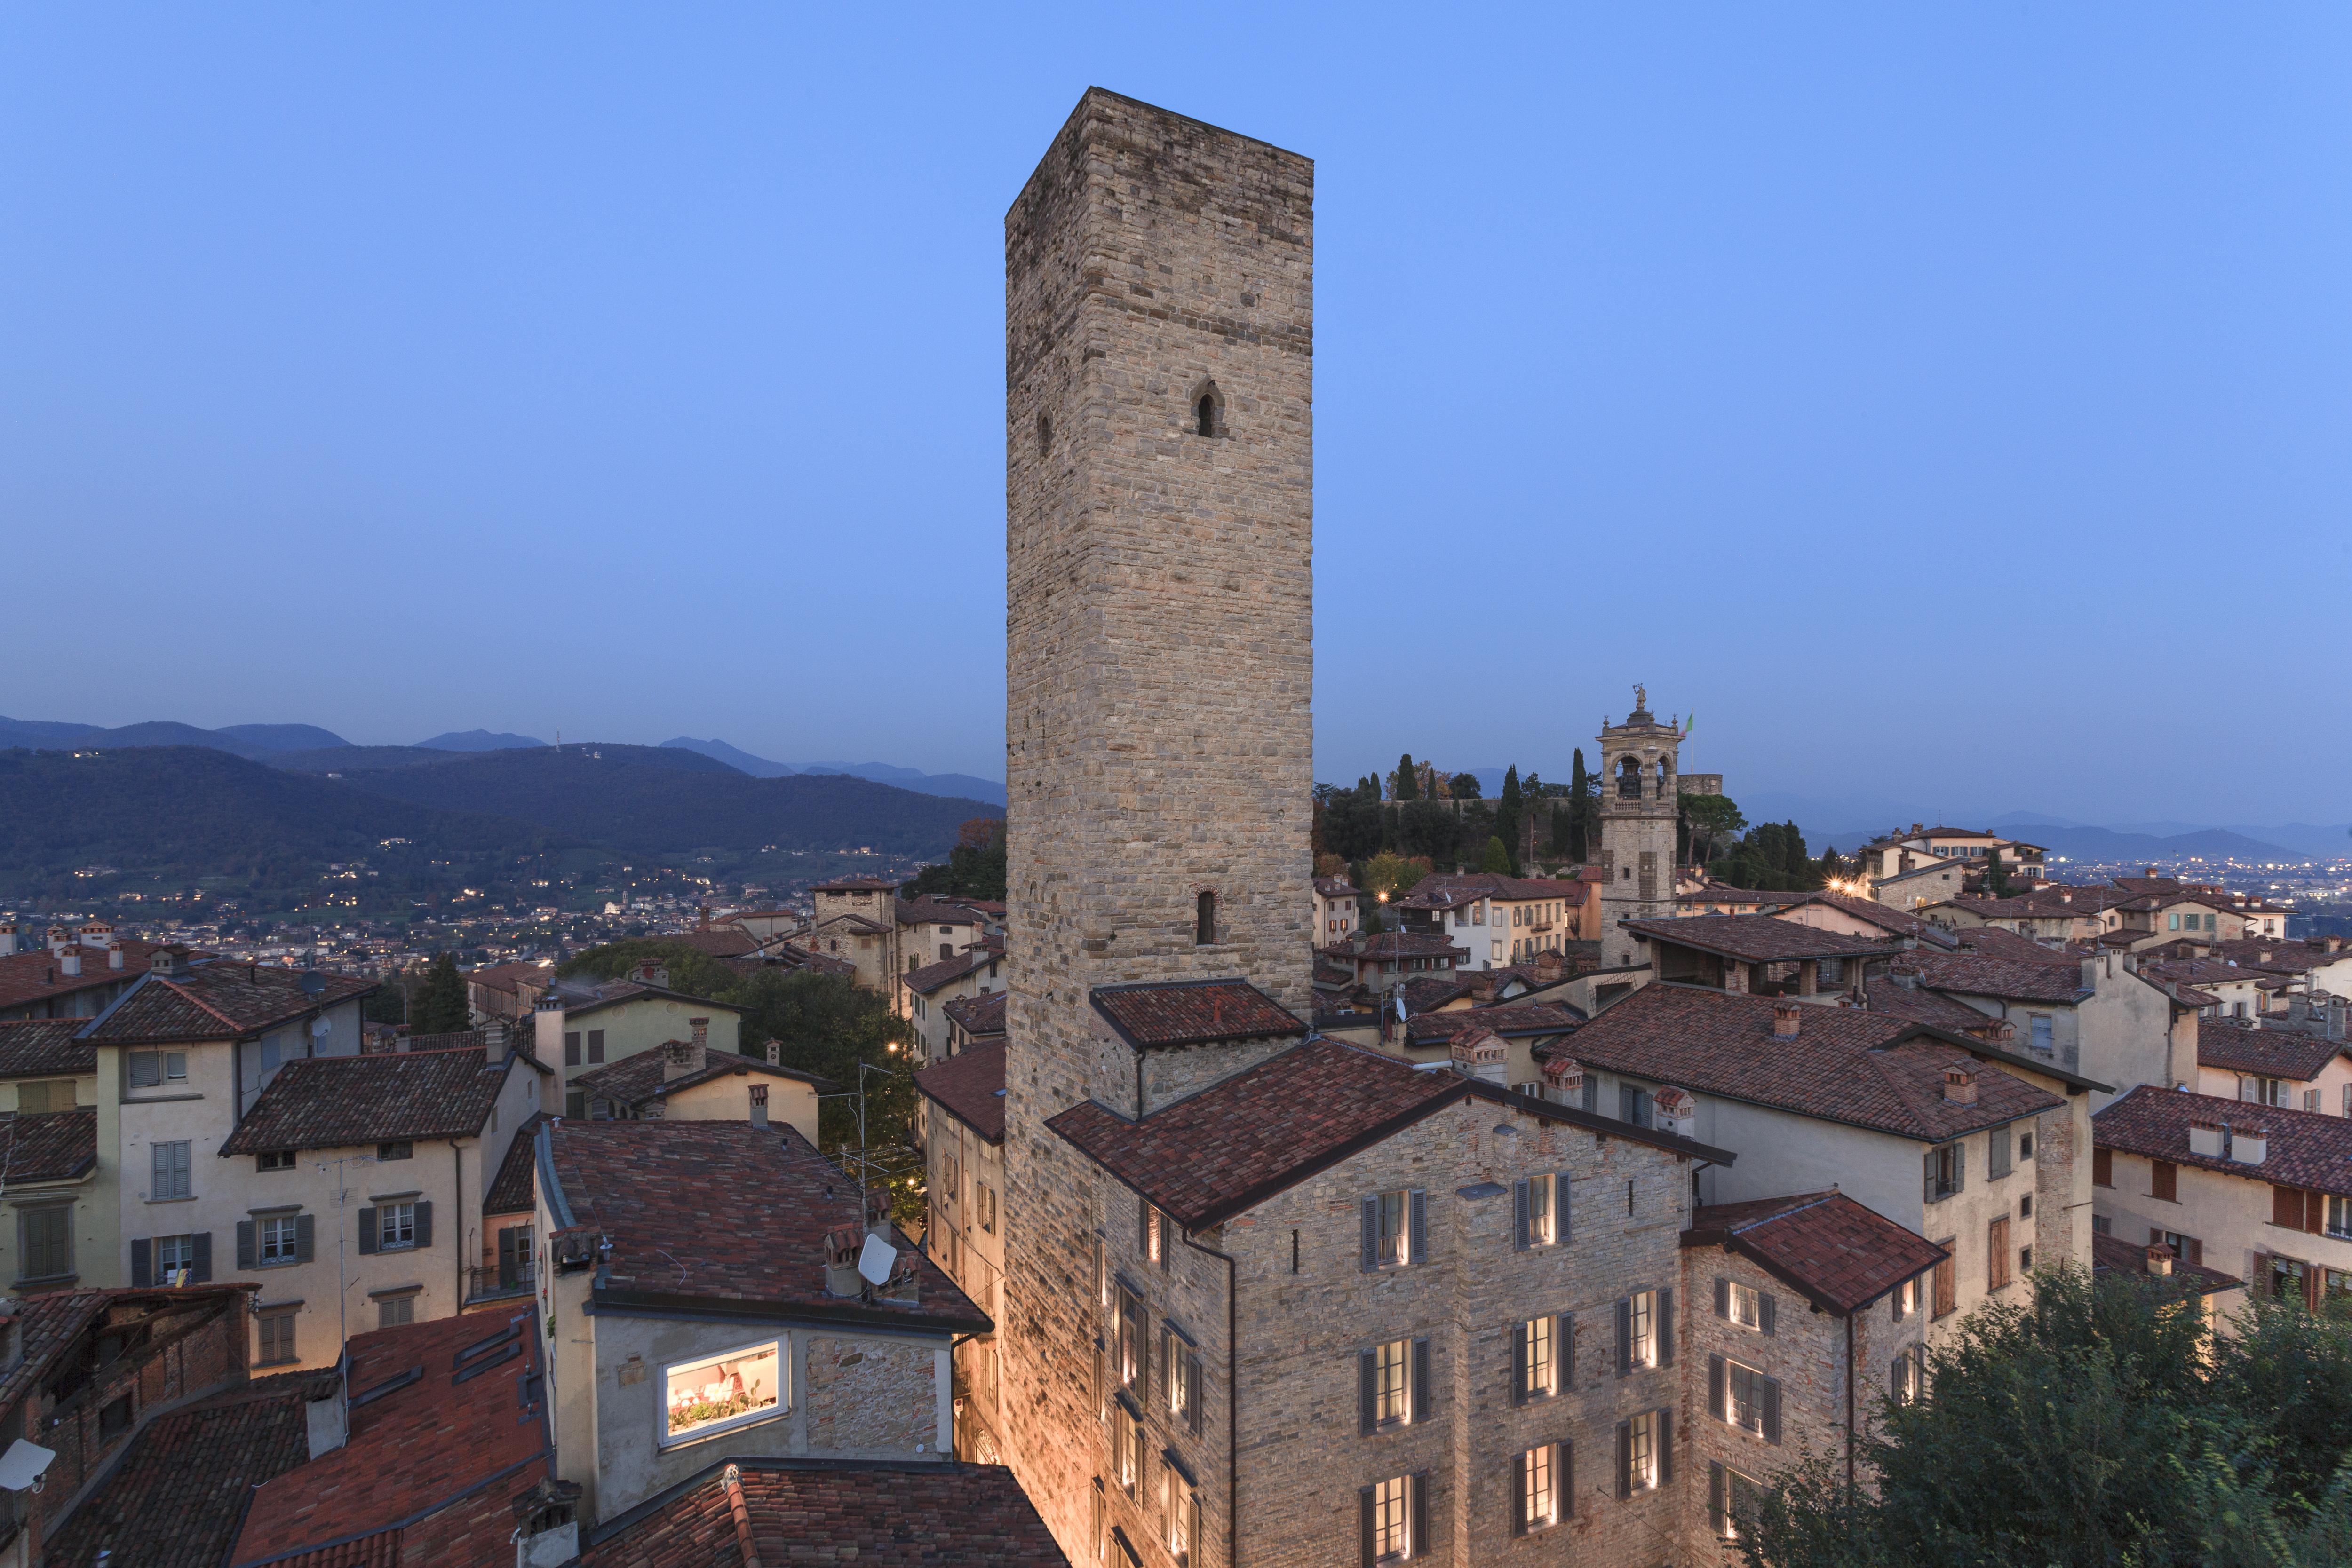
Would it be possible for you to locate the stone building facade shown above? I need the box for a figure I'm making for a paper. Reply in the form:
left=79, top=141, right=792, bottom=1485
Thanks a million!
left=1597, top=702, right=1681, bottom=970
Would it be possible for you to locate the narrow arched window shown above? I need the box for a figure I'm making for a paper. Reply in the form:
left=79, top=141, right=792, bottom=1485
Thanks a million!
left=1197, top=396, right=1216, bottom=437
left=1196, top=891, right=1216, bottom=945
left=1037, top=412, right=1053, bottom=455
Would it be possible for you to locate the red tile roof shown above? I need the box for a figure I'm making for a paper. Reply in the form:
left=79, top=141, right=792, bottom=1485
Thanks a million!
left=1559, top=984, right=2069, bottom=1141
left=0, top=1107, right=96, bottom=1181
left=580, top=1457, right=1067, bottom=1567
left=1626, top=916, right=1901, bottom=964
left=901, top=948, right=1002, bottom=996
left=556, top=979, right=741, bottom=1021
left=1906, top=952, right=2090, bottom=1005
left=1089, top=979, right=1306, bottom=1052
left=84, top=960, right=375, bottom=1045
left=485, top=1112, right=551, bottom=1215
left=1395, top=872, right=1591, bottom=911
left=2195, top=1018, right=2351, bottom=1081
left=0, top=939, right=196, bottom=1015
left=0, top=1017, right=93, bottom=1077
left=1321, top=932, right=1471, bottom=962
left=218, top=1046, right=513, bottom=1155
left=2090, top=1232, right=2243, bottom=1297
left=2095, top=1085, right=2352, bottom=1200
left=571, top=1048, right=825, bottom=1114
left=1777, top=892, right=1955, bottom=945
left=1858, top=980, right=2009, bottom=1037
left=941, top=989, right=1006, bottom=1041
left=542, top=1121, right=988, bottom=1331
left=1405, top=1004, right=1582, bottom=1046
left=915, top=1043, right=1007, bottom=1143
left=1950, top=927, right=2088, bottom=965
left=1683, top=1190, right=1948, bottom=1315
left=228, top=1309, right=550, bottom=1568
left=463, top=959, right=554, bottom=996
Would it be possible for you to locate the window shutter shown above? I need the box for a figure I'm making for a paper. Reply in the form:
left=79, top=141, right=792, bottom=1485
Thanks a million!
left=236, top=1220, right=256, bottom=1270
left=1759, top=1292, right=1777, bottom=1336
left=1558, top=1440, right=1573, bottom=1522
left=1514, top=1180, right=1531, bottom=1251
left=1762, top=1375, right=1782, bottom=1444
left=1713, top=1277, right=1729, bottom=1319
left=151, top=1142, right=168, bottom=1192
left=1614, top=1299, right=1632, bottom=1377
left=130, top=1238, right=152, bottom=1290
left=1556, top=1314, right=1574, bottom=1392
left=1360, top=1199, right=1377, bottom=1273
left=1891, top=1354, right=1907, bottom=1397
left=1708, top=1354, right=1725, bottom=1421
left=2309, top=1192, right=2326, bottom=1236
left=1989, top=1126, right=2010, bottom=1180
left=192, top=1231, right=211, bottom=1283
left=1188, top=1497, right=1201, bottom=1567
left=1408, top=1473, right=1428, bottom=1560
left=1511, top=1449, right=1529, bottom=1536
left=1656, top=1288, right=1675, bottom=1369
left=358, top=1206, right=378, bottom=1255
left=564, top=1031, right=582, bottom=1067
left=1923, top=1149, right=1937, bottom=1204
left=1408, top=1190, right=1427, bottom=1265
left=1411, top=1337, right=1430, bottom=1423
left=2093, top=1147, right=2112, bottom=1187
left=1359, top=1487, right=1375, bottom=1568
left=1557, top=1170, right=1573, bottom=1243
left=1657, top=1408, right=1673, bottom=1485
left=1614, top=1420, right=1632, bottom=1499
left=1710, top=1460, right=1726, bottom=1536
left=1954, top=1144, right=1965, bottom=1192
left=295, top=1214, right=315, bottom=1264
left=413, top=1197, right=433, bottom=1250
left=2188, top=1237, right=2204, bottom=1267
left=1359, top=1350, right=1377, bottom=1435
left=1510, top=1321, right=1528, bottom=1407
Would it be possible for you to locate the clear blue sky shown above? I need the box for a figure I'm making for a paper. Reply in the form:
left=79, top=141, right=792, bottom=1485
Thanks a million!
left=5, top=6, right=2345, bottom=825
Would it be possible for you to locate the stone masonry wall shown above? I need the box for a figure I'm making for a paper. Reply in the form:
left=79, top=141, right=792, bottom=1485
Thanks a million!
left=1001, top=88, right=1315, bottom=1560
left=804, top=1334, right=938, bottom=1452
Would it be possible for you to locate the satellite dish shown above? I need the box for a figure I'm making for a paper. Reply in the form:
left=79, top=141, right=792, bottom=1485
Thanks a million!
left=298, top=971, right=326, bottom=1000
left=0, top=1439, right=56, bottom=1491
left=310, top=1017, right=331, bottom=1037
left=857, top=1233, right=896, bottom=1287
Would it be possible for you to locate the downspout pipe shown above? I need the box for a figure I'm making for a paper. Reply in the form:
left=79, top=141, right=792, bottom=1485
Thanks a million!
left=1844, top=1310, right=1856, bottom=1490
left=1180, top=1231, right=1239, bottom=1568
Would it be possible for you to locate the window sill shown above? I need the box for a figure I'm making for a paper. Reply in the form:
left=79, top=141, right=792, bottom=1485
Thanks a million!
left=255, top=1355, right=299, bottom=1369
left=122, top=1091, right=201, bottom=1102
left=144, top=1195, right=197, bottom=1205
left=12, top=1273, right=77, bottom=1290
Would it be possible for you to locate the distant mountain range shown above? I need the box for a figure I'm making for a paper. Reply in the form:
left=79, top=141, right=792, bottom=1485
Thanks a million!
left=417, top=729, right=548, bottom=751
left=659, top=738, right=1006, bottom=807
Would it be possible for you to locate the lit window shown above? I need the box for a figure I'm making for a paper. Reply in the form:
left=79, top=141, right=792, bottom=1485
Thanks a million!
left=1726, top=1280, right=1762, bottom=1330
left=1627, top=1289, right=1660, bottom=1369
left=660, top=1340, right=783, bottom=1445
left=379, top=1202, right=417, bottom=1250
left=1517, top=1315, right=1558, bottom=1401
left=1372, top=1191, right=1411, bottom=1267
left=259, top=1214, right=300, bottom=1264
left=1517, top=1172, right=1561, bottom=1247
left=1723, top=1358, right=1773, bottom=1436
left=1627, top=1409, right=1663, bottom=1492
left=1890, top=1344, right=1926, bottom=1404
left=1515, top=1442, right=1561, bottom=1533
left=1711, top=1461, right=1766, bottom=1540
left=1163, top=1463, right=1199, bottom=1567
left=1372, top=1338, right=1411, bottom=1425
left=1368, top=1475, right=1411, bottom=1561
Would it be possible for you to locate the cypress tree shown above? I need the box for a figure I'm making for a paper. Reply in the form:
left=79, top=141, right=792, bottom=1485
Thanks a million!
left=1394, top=753, right=1419, bottom=801
left=411, top=952, right=470, bottom=1035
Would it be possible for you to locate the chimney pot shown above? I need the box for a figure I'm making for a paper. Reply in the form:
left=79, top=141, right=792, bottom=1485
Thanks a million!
left=1772, top=1000, right=1801, bottom=1039
left=109, top=945, right=125, bottom=970
left=1448, top=1024, right=1508, bottom=1086
left=2228, top=1126, right=2268, bottom=1166
left=1942, top=1063, right=1978, bottom=1105
left=2145, top=1244, right=2175, bottom=1277
left=59, top=950, right=80, bottom=978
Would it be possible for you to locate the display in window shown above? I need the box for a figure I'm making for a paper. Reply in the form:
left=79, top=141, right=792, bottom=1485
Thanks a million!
left=663, top=1341, right=781, bottom=1441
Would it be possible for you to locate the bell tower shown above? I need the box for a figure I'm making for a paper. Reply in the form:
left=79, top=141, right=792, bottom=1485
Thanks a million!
left=1597, top=686, right=1681, bottom=970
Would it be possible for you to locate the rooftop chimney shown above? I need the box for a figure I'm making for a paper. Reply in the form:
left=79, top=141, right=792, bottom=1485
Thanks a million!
left=58, top=950, right=80, bottom=978
left=662, top=1037, right=703, bottom=1082
left=1532, top=949, right=1564, bottom=983
left=1448, top=1025, right=1508, bottom=1086
left=2289, top=995, right=2311, bottom=1026
left=45, top=927, right=70, bottom=956
left=108, top=945, right=124, bottom=970
left=2229, top=1126, right=2267, bottom=1166
left=1772, top=1000, right=1802, bottom=1039
left=2188, top=1120, right=2224, bottom=1158
left=1942, top=1063, right=1978, bottom=1105
left=2145, top=1244, right=2174, bottom=1277
left=764, top=1041, right=782, bottom=1066
left=150, top=945, right=182, bottom=976
left=1652, top=1085, right=1696, bottom=1138
left=823, top=1225, right=864, bottom=1297
left=1540, top=1053, right=1585, bottom=1107
left=1466, top=970, right=1499, bottom=1002
left=2079, top=958, right=2099, bottom=993
left=532, top=991, right=564, bottom=1069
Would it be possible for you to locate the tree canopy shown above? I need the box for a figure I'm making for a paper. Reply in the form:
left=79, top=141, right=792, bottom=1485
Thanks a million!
left=409, top=952, right=469, bottom=1034
left=901, top=818, right=1006, bottom=901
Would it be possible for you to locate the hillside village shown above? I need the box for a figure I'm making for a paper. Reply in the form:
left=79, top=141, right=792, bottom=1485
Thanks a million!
left=0, top=89, right=2344, bottom=1568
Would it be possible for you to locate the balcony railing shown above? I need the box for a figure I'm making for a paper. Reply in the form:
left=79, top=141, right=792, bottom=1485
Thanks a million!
left=465, top=1261, right=535, bottom=1304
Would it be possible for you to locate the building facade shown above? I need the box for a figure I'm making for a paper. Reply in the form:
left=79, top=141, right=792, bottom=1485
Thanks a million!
left=1596, top=703, right=1680, bottom=971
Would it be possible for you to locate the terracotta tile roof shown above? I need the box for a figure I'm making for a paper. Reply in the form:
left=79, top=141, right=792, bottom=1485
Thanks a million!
left=1674, top=886, right=1788, bottom=909
left=1683, top=1190, right=1948, bottom=1315
left=1320, top=932, right=1470, bottom=962
left=0, top=939, right=196, bottom=1015
left=2090, top=1232, right=2243, bottom=1297
left=1943, top=886, right=2132, bottom=919
left=580, top=1457, right=1067, bottom=1567
left=901, top=948, right=1001, bottom=996
left=83, top=960, right=375, bottom=1045
left=1398, top=975, right=1473, bottom=1014
left=1626, top=916, right=1901, bottom=964
left=897, top=896, right=984, bottom=930
left=810, top=876, right=900, bottom=893
left=572, top=1048, right=825, bottom=1113
left=916, top=1043, right=1007, bottom=1143
left=0, top=1107, right=96, bottom=1181
left=1778, top=892, right=1955, bottom=945
left=2198, top=938, right=2352, bottom=976
left=1314, top=876, right=1360, bottom=898
left=1405, top=1004, right=1581, bottom=1046
left=1089, top=979, right=1306, bottom=1052
left=485, top=1113, right=552, bottom=1215
left=1395, top=872, right=1590, bottom=911
left=1950, top=927, right=2087, bottom=965
left=1906, top=952, right=2089, bottom=1005
left=1858, top=980, right=2006, bottom=1037
left=228, top=1309, right=551, bottom=1568
left=542, top=1121, right=988, bottom=1331
left=0, top=1017, right=94, bottom=1077
left=2095, top=1084, right=2352, bottom=1200
left=2195, top=1019, right=2351, bottom=1081
left=1559, top=984, right=2069, bottom=1142
left=218, top=1046, right=512, bottom=1155
left=556, top=979, right=741, bottom=1021
left=51, top=1363, right=327, bottom=1568
left=463, top=959, right=553, bottom=996
left=941, top=990, right=1006, bottom=1041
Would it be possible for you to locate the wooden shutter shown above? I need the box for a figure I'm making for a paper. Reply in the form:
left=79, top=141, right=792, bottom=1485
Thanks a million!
left=130, top=1238, right=152, bottom=1289
left=1713, top=1277, right=1729, bottom=1319
left=358, top=1207, right=377, bottom=1254
left=1510, top=1321, right=1528, bottom=1406
left=1709, top=1460, right=1727, bottom=1537
left=1614, top=1298, right=1632, bottom=1377
left=1934, top=1251, right=1955, bottom=1316
left=1954, top=1143, right=1965, bottom=1193
left=295, top=1214, right=315, bottom=1264
left=1708, top=1354, right=1725, bottom=1421
left=1556, top=1314, right=1574, bottom=1392
left=1359, top=1487, right=1375, bottom=1568
left=191, top=1231, right=211, bottom=1283
left=236, top=1220, right=256, bottom=1270
left=1559, top=1440, right=1574, bottom=1521
left=1759, top=1292, right=1777, bottom=1336
left=1360, top=1199, right=1378, bottom=1272
left=1923, top=1148, right=1939, bottom=1204
left=1657, top=1408, right=1673, bottom=1485
left=1657, top=1288, right=1675, bottom=1368
left=2310, top=1192, right=2327, bottom=1236
left=1989, top=1126, right=2010, bottom=1180
left=1359, top=1349, right=1377, bottom=1434
left=1408, top=1473, right=1428, bottom=1560
left=1557, top=1170, right=1573, bottom=1243
left=1614, top=1419, right=1632, bottom=1499
left=1511, top=1449, right=1529, bottom=1536
left=1891, top=1353, right=1908, bottom=1398
left=1762, top=1376, right=1782, bottom=1444
left=1514, top=1180, right=1531, bottom=1250
left=2152, top=1160, right=2175, bottom=1202
left=2273, top=1185, right=2304, bottom=1229
left=564, top=1031, right=582, bottom=1067
left=1408, top=1190, right=1427, bottom=1265
left=588, top=1029, right=604, bottom=1063
left=2094, top=1147, right=2112, bottom=1187
left=1989, top=1216, right=2010, bottom=1290
left=2187, top=1237, right=2204, bottom=1267
left=1411, top=1337, right=1430, bottom=1423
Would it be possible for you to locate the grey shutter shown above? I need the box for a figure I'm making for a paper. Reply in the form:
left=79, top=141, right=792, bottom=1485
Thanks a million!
left=1408, top=1473, right=1428, bottom=1560
left=1923, top=1148, right=1939, bottom=1204
left=1557, top=1170, right=1572, bottom=1243
left=1714, top=1277, right=1728, bottom=1319
left=1955, top=1143, right=1965, bottom=1193
left=235, top=1220, right=256, bottom=1270
left=564, top=1031, right=581, bottom=1067
left=1657, top=1288, right=1675, bottom=1369
left=1411, top=1337, right=1430, bottom=1423
left=294, top=1213, right=315, bottom=1264
left=191, top=1232, right=211, bottom=1283
left=1359, top=1349, right=1377, bottom=1434
left=130, top=1238, right=152, bottom=1289
left=357, top=1207, right=378, bottom=1254
left=1359, top=1487, right=1375, bottom=1568
left=1763, top=1375, right=1782, bottom=1443
left=1615, top=1298, right=1633, bottom=1377
left=1657, top=1408, right=1673, bottom=1485
left=1708, top=1354, right=1725, bottom=1421
left=1556, top=1313, right=1574, bottom=1391
left=1559, top=1440, right=1574, bottom=1521
left=1511, top=1449, right=1528, bottom=1536
left=1989, top=1126, right=2010, bottom=1180
left=414, top=1198, right=432, bottom=1250
left=1408, top=1189, right=1426, bottom=1265
left=1513, top=1180, right=1530, bottom=1250
left=1759, top=1292, right=1777, bottom=1336
left=1614, top=1420, right=1632, bottom=1499
left=1510, top=1321, right=1527, bottom=1406
left=1891, top=1354, right=1907, bottom=1397
left=1360, top=1199, right=1378, bottom=1272
left=1710, top=1460, right=1726, bottom=1536
left=1581, top=1076, right=1597, bottom=1113
left=1188, top=1497, right=1201, bottom=1568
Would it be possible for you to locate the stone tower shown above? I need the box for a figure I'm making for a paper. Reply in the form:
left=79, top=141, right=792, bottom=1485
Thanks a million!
left=999, top=90, right=1313, bottom=1553
left=1596, top=688, right=1680, bottom=969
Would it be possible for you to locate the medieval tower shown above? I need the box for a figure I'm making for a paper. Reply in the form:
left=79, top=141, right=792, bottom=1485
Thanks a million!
left=999, top=90, right=1314, bottom=1554
left=1596, top=691, right=1680, bottom=969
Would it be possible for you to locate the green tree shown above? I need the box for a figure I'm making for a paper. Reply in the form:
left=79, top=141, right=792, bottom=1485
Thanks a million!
left=558, top=938, right=742, bottom=1002
left=1317, top=777, right=1386, bottom=863
left=1358, top=850, right=1431, bottom=906
left=1447, top=772, right=1483, bottom=800
left=728, top=969, right=922, bottom=1220
left=410, top=952, right=470, bottom=1034
left=1680, top=792, right=1748, bottom=868
left=901, top=819, right=1006, bottom=901
left=1398, top=797, right=1463, bottom=863
left=1392, top=753, right=1419, bottom=802
left=1480, top=836, right=1512, bottom=875
left=1565, top=749, right=1597, bottom=861
left=1984, top=849, right=2011, bottom=899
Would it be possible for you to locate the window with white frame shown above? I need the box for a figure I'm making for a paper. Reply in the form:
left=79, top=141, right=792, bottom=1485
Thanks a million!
left=1513, top=1441, right=1565, bottom=1534
left=660, top=1340, right=783, bottom=1445
left=1515, top=1315, right=1560, bottom=1402
left=259, top=1213, right=300, bottom=1265
left=1162, top=1462, right=1198, bottom=1567
left=1515, top=1172, right=1563, bottom=1248
left=1891, top=1276, right=1918, bottom=1323
left=1725, top=1279, right=1764, bottom=1330
left=379, top=1202, right=417, bottom=1250
left=1372, top=1338, right=1411, bottom=1425
left=1621, top=1408, right=1667, bottom=1494
left=150, top=1140, right=191, bottom=1201
left=1366, top=1475, right=1412, bottom=1561
left=1621, top=1288, right=1666, bottom=1371
left=127, top=1049, right=186, bottom=1088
